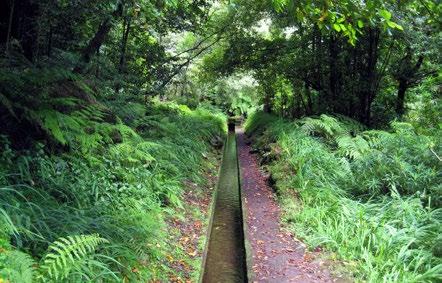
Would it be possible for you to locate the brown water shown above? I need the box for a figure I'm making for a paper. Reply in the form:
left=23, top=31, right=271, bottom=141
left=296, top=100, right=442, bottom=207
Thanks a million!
left=202, top=129, right=246, bottom=283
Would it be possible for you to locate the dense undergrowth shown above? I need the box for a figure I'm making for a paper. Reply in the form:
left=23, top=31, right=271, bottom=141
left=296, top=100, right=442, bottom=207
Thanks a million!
left=245, top=111, right=441, bottom=282
left=0, top=63, right=226, bottom=281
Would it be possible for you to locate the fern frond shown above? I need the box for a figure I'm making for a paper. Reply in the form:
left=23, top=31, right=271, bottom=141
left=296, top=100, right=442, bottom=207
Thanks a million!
left=362, top=130, right=394, bottom=149
left=38, top=234, right=108, bottom=281
left=336, top=135, right=370, bottom=159
left=300, top=115, right=345, bottom=140
left=390, top=121, right=415, bottom=134
left=109, top=142, right=156, bottom=166
left=115, top=123, right=141, bottom=142
left=0, top=250, right=35, bottom=283
left=33, top=109, right=67, bottom=144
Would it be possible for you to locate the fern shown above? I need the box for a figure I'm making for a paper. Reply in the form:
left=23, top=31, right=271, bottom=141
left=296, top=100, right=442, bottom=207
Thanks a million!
left=114, top=123, right=141, bottom=142
left=0, top=250, right=35, bottom=283
left=109, top=142, right=156, bottom=166
left=391, top=121, right=416, bottom=134
left=38, top=234, right=108, bottom=281
left=336, top=135, right=370, bottom=159
left=245, top=111, right=442, bottom=282
left=0, top=62, right=112, bottom=151
left=0, top=97, right=227, bottom=281
left=300, top=114, right=345, bottom=140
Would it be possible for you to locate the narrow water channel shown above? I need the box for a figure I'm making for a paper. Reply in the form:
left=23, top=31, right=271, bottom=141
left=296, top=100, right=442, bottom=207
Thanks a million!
left=202, top=127, right=246, bottom=283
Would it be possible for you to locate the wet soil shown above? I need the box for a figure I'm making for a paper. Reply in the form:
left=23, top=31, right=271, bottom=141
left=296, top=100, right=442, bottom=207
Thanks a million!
left=237, top=129, right=334, bottom=283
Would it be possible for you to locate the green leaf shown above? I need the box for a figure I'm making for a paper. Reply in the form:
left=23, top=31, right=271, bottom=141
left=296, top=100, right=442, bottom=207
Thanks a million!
left=39, top=110, right=66, bottom=144
left=357, top=20, right=364, bottom=28
left=272, top=0, right=287, bottom=12
left=387, top=20, right=403, bottom=30
left=333, top=23, right=341, bottom=32
left=379, top=9, right=392, bottom=20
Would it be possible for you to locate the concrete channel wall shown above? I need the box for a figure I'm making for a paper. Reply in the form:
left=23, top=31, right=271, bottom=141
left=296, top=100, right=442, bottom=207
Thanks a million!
left=200, top=119, right=251, bottom=283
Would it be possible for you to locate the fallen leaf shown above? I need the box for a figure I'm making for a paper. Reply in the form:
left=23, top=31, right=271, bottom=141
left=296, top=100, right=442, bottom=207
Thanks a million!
left=188, top=250, right=198, bottom=257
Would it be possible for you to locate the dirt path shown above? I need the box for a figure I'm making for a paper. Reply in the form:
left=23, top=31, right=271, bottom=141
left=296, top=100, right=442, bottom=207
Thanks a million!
left=237, top=128, right=333, bottom=283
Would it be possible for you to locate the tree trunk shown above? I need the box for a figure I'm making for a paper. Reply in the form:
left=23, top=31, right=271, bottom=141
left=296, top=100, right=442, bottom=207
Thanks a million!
left=115, top=15, right=131, bottom=93
left=396, top=79, right=407, bottom=116
left=395, top=54, right=424, bottom=117
left=74, top=19, right=112, bottom=73
left=118, top=16, right=131, bottom=74
left=46, top=23, right=53, bottom=57
left=20, top=0, right=39, bottom=62
left=5, top=0, right=15, bottom=54
left=304, top=83, right=313, bottom=115
left=263, top=92, right=272, bottom=113
left=74, top=1, right=122, bottom=73
left=348, top=47, right=358, bottom=118
left=328, top=34, right=339, bottom=111
left=358, top=28, right=380, bottom=126
left=298, top=91, right=308, bottom=116
left=95, top=48, right=100, bottom=78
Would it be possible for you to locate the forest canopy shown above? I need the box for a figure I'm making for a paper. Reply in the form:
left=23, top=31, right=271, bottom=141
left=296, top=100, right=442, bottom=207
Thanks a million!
left=0, top=0, right=440, bottom=126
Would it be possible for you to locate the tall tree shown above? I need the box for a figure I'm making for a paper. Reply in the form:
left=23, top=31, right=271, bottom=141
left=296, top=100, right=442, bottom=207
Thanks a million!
left=74, top=1, right=123, bottom=73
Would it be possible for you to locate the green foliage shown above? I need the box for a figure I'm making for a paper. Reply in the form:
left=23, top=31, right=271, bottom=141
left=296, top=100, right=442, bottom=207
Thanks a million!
left=0, top=250, right=35, bottom=283
left=271, top=0, right=406, bottom=44
left=165, top=71, right=259, bottom=117
left=38, top=234, right=108, bottom=282
left=198, top=0, right=441, bottom=128
left=300, top=115, right=347, bottom=139
left=246, top=111, right=442, bottom=282
left=336, top=135, right=370, bottom=160
left=1, top=0, right=440, bottom=280
left=0, top=98, right=226, bottom=281
left=109, top=142, right=156, bottom=166
left=406, top=76, right=442, bottom=135
left=0, top=59, right=120, bottom=152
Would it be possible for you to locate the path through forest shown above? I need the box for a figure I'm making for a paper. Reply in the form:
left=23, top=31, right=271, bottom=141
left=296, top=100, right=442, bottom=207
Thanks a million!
left=237, top=128, right=335, bottom=283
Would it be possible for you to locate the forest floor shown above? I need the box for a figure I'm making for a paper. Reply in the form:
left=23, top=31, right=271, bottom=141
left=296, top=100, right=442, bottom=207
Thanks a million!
left=237, top=128, right=344, bottom=283
left=164, top=151, right=222, bottom=282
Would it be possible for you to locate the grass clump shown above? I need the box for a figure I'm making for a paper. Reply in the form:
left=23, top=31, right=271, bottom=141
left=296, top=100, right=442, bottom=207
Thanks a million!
left=245, top=111, right=441, bottom=282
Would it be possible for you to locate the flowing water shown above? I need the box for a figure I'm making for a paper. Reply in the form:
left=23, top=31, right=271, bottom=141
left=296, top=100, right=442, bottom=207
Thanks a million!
left=202, top=128, right=247, bottom=283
